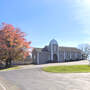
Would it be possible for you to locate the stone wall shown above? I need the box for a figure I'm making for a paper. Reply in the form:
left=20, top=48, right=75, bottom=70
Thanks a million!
left=39, top=52, right=49, bottom=64
left=59, top=51, right=64, bottom=62
left=59, top=50, right=82, bottom=62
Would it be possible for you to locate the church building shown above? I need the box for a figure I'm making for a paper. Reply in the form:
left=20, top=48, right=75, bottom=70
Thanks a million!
left=32, top=39, right=83, bottom=64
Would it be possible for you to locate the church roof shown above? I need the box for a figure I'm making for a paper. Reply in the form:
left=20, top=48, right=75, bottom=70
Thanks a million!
left=49, top=39, right=58, bottom=45
left=34, top=48, right=42, bottom=52
left=34, top=46, right=82, bottom=53
left=34, top=46, right=49, bottom=52
left=59, top=47, right=81, bottom=52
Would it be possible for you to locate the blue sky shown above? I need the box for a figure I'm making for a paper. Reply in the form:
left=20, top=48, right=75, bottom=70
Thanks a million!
left=0, top=0, right=90, bottom=48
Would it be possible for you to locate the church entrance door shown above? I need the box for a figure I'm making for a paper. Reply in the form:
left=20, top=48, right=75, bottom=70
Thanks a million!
left=53, top=54, right=58, bottom=62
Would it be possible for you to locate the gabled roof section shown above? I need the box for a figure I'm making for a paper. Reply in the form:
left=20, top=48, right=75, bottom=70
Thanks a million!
left=59, top=46, right=82, bottom=52
left=33, top=46, right=49, bottom=53
left=34, top=48, right=42, bottom=52
left=49, top=39, right=58, bottom=45
left=42, top=46, right=49, bottom=51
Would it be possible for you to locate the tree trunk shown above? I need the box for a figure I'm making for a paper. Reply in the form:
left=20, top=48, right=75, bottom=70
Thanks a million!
left=5, top=60, right=9, bottom=68
left=8, top=58, right=12, bottom=67
left=5, top=58, right=12, bottom=68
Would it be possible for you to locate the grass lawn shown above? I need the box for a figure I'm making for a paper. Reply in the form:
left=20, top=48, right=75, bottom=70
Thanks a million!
left=43, top=65, right=90, bottom=73
left=0, top=66, right=21, bottom=71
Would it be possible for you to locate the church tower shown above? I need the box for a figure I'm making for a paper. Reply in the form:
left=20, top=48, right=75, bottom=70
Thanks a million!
left=49, top=39, right=59, bottom=62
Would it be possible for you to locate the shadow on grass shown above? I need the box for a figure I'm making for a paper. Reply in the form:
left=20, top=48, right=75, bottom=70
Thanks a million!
left=0, top=65, right=20, bottom=71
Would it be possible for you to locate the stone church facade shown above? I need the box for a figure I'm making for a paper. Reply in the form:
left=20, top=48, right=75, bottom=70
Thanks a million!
left=32, top=39, right=83, bottom=64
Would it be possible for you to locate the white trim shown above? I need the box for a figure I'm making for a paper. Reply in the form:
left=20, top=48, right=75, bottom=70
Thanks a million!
left=64, top=50, right=66, bottom=60
left=51, top=44, right=53, bottom=61
left=37, top=52, right=39, bottom=64
left=70, top=51, right=72, bottom=59
left=81, top=53, right=82, bottom=59
left=0, top=82, right=6, bottom=90
left=80, top=53, right=82, bottom=59
left=57, top=47, right=59, bottom=62
left=75, top=52, right=77, bottom=59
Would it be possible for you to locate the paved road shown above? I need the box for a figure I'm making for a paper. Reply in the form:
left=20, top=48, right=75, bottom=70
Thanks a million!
left=0, top=60, right=90, bottom=90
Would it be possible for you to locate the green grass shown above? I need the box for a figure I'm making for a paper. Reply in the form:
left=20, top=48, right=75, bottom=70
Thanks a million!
left=0, top=66, right=21, bottom=71
left=43, top=65, right=90, bottom=73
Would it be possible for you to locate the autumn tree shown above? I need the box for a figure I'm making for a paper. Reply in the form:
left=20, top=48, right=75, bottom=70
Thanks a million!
left=0, top=23, right=31, bottom=67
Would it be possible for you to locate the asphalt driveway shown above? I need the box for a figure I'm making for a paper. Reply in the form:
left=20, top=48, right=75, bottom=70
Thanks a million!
left=0, top=60, right=90, bottom=90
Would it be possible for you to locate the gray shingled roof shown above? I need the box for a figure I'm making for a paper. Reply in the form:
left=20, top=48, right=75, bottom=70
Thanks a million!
left=35, top=48, right=42, bottom=52
left=34, top=46, right=82, bottom=52
left=59, top=47, right=82, bottom=52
